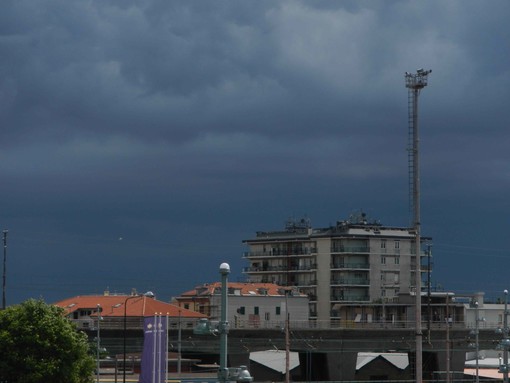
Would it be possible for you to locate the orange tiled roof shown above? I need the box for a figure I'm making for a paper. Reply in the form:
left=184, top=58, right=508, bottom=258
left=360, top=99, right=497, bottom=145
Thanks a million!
left=179, top=282, right=305, bottom=297
left=53, top=294, right=206, bottom=318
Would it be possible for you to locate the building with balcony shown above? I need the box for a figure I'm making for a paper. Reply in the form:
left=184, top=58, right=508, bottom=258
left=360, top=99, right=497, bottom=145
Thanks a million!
left=172, top=282, right=309, bottom=329
left=242, top=212, right=431, bottom=323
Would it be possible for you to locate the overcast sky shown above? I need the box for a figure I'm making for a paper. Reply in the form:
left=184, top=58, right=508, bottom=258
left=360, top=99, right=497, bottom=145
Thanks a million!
left=2, top=0, right=509, bottom=305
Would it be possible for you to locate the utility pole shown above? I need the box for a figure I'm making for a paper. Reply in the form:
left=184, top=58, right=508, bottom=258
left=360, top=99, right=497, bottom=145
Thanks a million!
left=2, top=230, right=8, bottom=310
left=405, top=68, right=432, bottom=383
left=285, top=290, right=290, bottom=383
left=504, top=290, right=509, bottom=383
left=426, top=244, right=432, bottom=342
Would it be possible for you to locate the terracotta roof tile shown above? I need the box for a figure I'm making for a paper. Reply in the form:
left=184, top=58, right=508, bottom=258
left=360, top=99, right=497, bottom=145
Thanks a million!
left=177, top=282, right=306, bottom=297
left=54, top=294, right=206, bottom=318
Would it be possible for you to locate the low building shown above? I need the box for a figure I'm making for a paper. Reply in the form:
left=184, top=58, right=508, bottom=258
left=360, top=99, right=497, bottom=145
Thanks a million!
left=173, top=282, right=309, bottom=329
left=54, top=290, right=206, bottom=331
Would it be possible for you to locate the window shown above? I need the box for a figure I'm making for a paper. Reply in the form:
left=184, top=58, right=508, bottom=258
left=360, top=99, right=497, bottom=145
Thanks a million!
left=237, top=306, right=245, bottom=315
left=394, top=240, right=400, bottom=249
left=254, top=306, right=259, bottom=315
left=265, top=312, right=270, bottom=321
left=381, top=239, right=386, bottom=249
left=184, top=303, right=189, bottom=310
left=276, top=306, right=281, bottom=315
left=381, top=256, right=386, bottom=264
left=394, top=256, right=400, bottom=265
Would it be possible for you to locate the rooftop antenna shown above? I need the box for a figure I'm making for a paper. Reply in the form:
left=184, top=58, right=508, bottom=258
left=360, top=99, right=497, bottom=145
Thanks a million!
left=405, top=68, right=431, bottom=383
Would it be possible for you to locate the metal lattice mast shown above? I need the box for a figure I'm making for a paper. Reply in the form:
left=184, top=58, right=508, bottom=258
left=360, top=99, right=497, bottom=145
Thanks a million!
left=405, top=68, right=431, bottom=383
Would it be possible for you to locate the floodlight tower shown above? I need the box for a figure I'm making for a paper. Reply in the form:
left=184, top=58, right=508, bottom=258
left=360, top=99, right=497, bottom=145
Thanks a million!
left=405, top=68, right=431, bottom=383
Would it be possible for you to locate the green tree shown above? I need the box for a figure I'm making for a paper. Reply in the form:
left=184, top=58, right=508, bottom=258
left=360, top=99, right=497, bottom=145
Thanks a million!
left=0, top=299, right=95, bottom=383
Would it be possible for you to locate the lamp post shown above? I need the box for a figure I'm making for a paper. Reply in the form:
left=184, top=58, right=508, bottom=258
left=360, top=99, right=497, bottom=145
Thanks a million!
left=96, top=304, right=101, bottom=383
left=502, top=290, right=509, bottom=383
left=475, top=301, right=480, bottom=383
left=219, top=262, right=230, bottom=383
left=123, top=291, right=154, bottom=383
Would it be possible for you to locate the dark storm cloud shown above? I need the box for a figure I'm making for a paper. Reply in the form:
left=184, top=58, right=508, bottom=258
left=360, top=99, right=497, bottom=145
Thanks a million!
left=1, top=0, right=509, bottom=302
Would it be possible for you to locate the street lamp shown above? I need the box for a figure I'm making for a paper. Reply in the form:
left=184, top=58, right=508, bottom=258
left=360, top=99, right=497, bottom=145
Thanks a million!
left=96, top=304, right=102, bottom=383
left=219, top=262, right=230, bottom=383
left=498, top=290, right=509, bottom=383
left=192, top=264, right=253, bottom=383
left=123, top=291, right=154, bottom=383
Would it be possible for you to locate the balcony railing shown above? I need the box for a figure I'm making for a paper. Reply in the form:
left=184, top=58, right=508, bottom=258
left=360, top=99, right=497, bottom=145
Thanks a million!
left=252, top=279, right=317, bottom=287
left=330, top=295, right=370, bottom=302
left=331, top=246, right=370, bottom=253
left=331, top=262, right=370, bottom=269
left=330, top=278, right=370, bottom=286
left=243, top=264, right=317, bottom=273
left=243, top=248, right=317, bottom=258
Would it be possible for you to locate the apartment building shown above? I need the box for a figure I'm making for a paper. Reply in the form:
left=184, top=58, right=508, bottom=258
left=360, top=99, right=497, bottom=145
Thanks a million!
left=242, top=212, right=430, bottom=323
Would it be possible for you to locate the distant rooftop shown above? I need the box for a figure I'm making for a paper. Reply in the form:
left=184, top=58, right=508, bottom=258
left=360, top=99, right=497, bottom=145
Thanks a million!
left=178, top=282, right=306, bottom=298
left=54, top=293, right=206, bottom=318
left=247, top=211, right=422, bottom=241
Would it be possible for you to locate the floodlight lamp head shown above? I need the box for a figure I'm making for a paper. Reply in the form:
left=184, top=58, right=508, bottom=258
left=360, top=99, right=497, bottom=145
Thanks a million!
left=144, top=291, right=155, bottom=298
left=219, top=262, right=230, bottom=275
left=505, top=289, right=508, bottom=295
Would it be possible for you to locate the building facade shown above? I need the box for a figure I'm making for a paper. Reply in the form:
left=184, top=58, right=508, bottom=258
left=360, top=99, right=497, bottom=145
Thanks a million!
left=173, top=282, right=309, bottom=329
left=242, top=213, right=431, bottom=323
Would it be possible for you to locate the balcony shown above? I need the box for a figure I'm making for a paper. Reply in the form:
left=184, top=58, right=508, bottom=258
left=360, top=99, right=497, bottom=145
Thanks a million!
left=243, top=248, right=317, bottom=258
left=264, top=279, right=317, bottom=287
left=331, top=246, right=370, bottom=253
left=330, top=278, right=370, bottom=286
left=331, top=262, right=369, bottom=270
left=330, top=294, right=370, bottom=302
left=242, top=264, right=317, bottom=273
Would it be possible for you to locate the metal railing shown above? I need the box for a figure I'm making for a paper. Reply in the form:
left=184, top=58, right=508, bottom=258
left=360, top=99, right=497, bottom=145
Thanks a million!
left=242, top=264, right=317, bottom=272
left=331, top=262, right=370, bottom=269
left=228, top=318, right=470, bottom=330
left=330, top=278, right=370, bottom=286
left=71, top=317, right=202, bottom=330
left=331, top=246, right=370, bottom=253
left=243, top=248, right=317, bottom=257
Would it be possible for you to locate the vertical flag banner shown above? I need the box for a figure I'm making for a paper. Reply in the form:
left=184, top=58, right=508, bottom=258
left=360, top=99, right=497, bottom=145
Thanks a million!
left=140, top=314, right=167, bottom=383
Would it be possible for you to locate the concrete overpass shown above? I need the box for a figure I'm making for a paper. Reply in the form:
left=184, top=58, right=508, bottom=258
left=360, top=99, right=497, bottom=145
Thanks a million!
left=95, top=325, right=505, bottom=381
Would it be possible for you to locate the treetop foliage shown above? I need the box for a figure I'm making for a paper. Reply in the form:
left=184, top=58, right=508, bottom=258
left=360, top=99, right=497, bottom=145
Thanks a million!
left=0, top=299, right=94, bottom=383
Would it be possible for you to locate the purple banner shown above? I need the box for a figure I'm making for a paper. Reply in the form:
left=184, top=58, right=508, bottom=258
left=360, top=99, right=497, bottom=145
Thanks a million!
left=140, top=315, right=168, bottom=383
